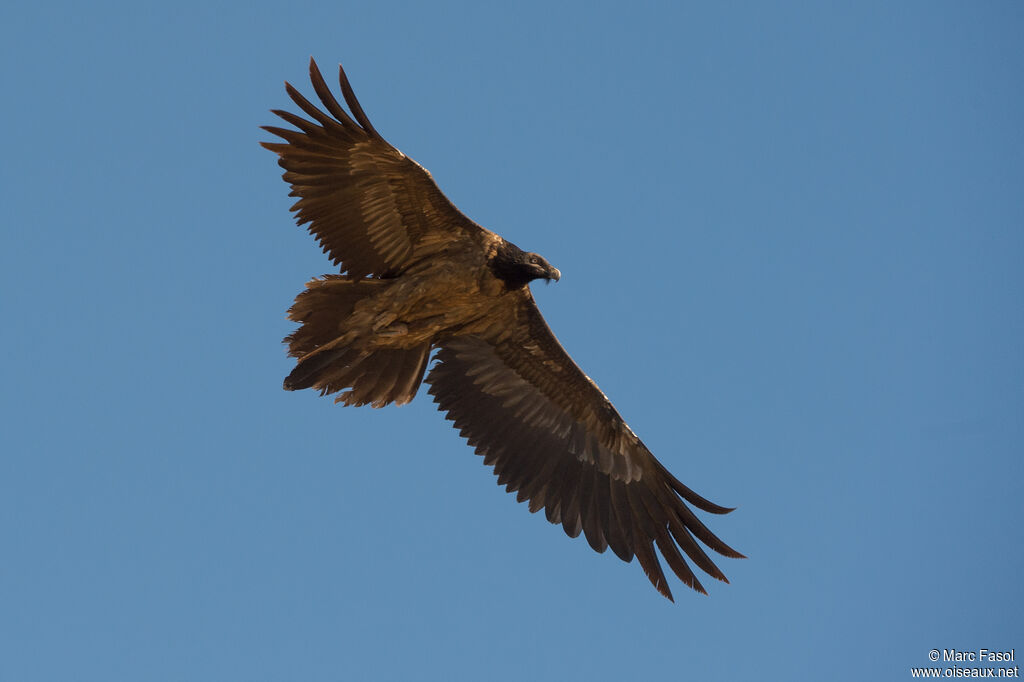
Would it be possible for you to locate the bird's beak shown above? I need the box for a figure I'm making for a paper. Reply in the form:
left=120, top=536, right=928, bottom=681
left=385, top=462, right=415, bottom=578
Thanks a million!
left=547, top=266, right=561, bottom=282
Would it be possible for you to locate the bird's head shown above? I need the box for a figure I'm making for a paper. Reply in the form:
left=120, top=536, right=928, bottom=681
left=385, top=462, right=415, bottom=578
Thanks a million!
left=491, top=241, right=561, bottom=288
left=524, top=251, right=561, bottom=284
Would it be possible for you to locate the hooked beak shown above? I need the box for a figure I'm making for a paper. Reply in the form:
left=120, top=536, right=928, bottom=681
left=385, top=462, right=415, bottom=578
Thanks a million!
left=546, top=266, right=561, bottom=283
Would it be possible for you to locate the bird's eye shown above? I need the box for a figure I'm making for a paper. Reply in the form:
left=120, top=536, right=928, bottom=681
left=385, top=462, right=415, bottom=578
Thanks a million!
left=530, top=256, right=539, bottom=265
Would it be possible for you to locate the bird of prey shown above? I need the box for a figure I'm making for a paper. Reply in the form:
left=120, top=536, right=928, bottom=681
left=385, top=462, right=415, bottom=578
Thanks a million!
left=262, top=58, right=743, bottom=600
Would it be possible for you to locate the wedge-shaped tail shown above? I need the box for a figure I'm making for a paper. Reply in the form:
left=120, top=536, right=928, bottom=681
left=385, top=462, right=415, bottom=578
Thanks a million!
left=284, top=276, right=430, bottom=407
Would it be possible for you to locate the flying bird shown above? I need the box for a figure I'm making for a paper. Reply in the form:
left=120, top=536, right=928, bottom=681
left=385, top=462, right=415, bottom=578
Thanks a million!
left=262, top=58, right=744, bottom=600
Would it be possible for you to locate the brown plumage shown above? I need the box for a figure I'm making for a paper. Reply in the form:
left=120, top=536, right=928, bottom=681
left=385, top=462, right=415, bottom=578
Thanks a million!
left=262, top=58, right=744, bottom=600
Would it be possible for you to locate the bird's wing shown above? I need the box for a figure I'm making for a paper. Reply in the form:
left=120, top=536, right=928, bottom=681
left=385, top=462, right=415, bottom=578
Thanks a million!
left=261, top=58, right=490, bottom=278
left=426, top=291, right=744, bottom=600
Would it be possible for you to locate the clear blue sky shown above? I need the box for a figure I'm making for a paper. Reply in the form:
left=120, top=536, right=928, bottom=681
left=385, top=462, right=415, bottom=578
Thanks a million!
left=2, top=2, right=1021, bottom=680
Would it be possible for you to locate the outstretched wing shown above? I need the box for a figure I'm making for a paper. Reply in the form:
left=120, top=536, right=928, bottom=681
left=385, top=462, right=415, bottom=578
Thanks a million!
left=261, top=58, right=491, bottom=278
left=426, top=291, right=744, bottom=601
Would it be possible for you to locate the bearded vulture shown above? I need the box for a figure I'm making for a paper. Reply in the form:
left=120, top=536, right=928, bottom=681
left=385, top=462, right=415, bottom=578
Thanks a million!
left=262, top=58, right=744, bottom=600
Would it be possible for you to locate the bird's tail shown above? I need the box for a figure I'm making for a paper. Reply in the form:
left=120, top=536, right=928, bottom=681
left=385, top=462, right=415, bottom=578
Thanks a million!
left=282, top=276, right=431, bottom=407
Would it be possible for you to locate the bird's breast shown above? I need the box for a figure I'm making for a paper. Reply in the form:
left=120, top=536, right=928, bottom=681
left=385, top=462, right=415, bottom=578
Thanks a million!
left=363, top=264, right=513, bottom=347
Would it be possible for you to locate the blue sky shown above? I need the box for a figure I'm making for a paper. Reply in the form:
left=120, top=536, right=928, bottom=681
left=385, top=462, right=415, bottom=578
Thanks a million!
left=2, top=1, right=1021, bottom=680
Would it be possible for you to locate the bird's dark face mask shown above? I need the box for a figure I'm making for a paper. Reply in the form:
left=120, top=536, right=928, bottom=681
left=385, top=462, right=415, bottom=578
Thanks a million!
left=529, top=253, right=561, bottom=285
